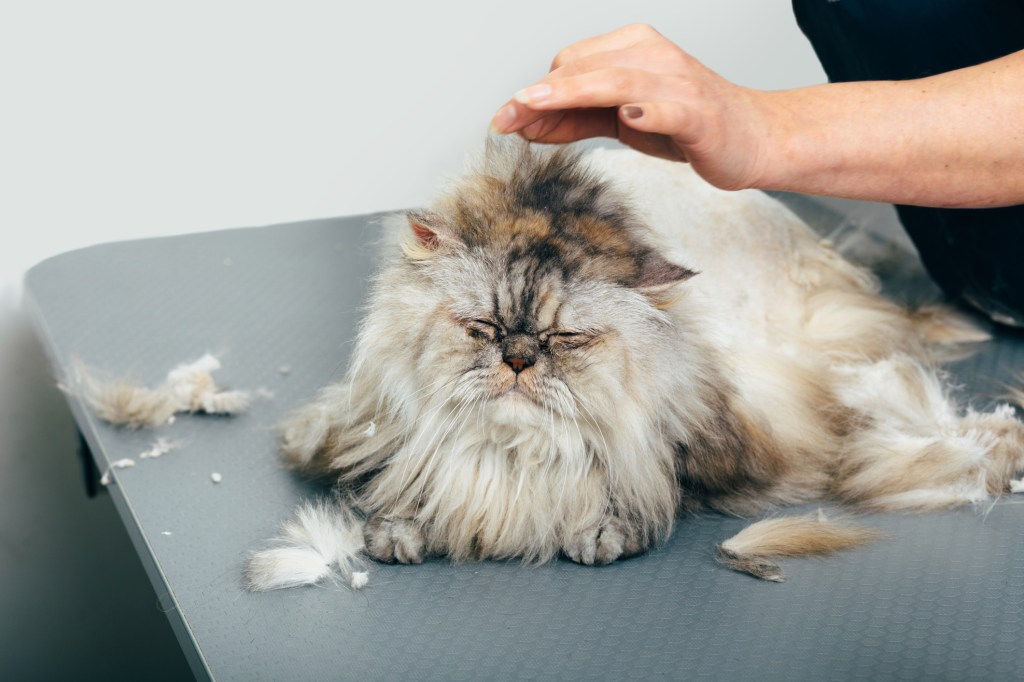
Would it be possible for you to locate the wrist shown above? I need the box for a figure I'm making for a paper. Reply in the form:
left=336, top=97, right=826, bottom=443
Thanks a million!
left=746, top=81, right=920, bottom=202
left=744, top=87, right=826, bottom=194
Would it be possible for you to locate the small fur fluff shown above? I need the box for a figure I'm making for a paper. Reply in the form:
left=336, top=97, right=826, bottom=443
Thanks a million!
left=69, top=354, right=257, bottom=428
left=251, top=139, right=1024, bottom=588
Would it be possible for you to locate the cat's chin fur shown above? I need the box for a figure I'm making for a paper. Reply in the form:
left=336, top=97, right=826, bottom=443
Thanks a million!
left=248, top=139, right=1024, bottom=589
left=487, top=390, right=551, bottom=426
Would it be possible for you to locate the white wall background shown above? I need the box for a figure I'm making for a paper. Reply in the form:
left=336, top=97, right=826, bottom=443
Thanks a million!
left=0, top=1, right=825, bottom=678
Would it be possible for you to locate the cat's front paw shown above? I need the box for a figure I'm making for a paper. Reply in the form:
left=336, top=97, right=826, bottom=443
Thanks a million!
left=562, top=517, right=645, bottom=566
left=364, top=516, right=427, bottom=564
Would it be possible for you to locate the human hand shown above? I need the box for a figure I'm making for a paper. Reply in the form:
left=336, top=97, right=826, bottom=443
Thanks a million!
left=490, top=24, right=778, bottom=192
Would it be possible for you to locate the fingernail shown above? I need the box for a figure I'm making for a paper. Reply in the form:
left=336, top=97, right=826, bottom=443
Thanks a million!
left=514, top=83, right=552, bottom=105
left=622, top=105, right=644, bottom=119
left=490, top=104, right=517, bottom=134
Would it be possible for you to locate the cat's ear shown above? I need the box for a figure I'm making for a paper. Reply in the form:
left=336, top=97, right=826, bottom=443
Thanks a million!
left=404, top=211, right=463, bottom=258
left=632, top=251, right=697, bottom=300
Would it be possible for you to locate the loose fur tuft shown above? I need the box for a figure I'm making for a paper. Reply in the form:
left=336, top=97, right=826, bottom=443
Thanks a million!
left=72, top=368, right=177, bottom=429
left=717, top=513, right=884, bottom=582
left=245, top=496, right=367, bottom=591
left=68, top=354, right=261, bottom=428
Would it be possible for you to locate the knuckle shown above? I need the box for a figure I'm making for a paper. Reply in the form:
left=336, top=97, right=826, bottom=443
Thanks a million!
left=559, top=52, right=603, bottom=78
left=661, top=45, right=691, bottom=69
left=554, top=58, right=583, bottom=78
left=624, top=22, right=658, bottom=37
left=552, top=46, right=577, bottom=70
left=606, top=69, right=634, bottom=94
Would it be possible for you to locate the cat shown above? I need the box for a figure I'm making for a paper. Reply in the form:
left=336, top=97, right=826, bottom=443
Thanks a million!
left=245, top=138, right=1024, bottom=589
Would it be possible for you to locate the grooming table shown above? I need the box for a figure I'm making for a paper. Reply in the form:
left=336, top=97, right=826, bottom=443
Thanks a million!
left=24, top=197, right=1024, bottom=681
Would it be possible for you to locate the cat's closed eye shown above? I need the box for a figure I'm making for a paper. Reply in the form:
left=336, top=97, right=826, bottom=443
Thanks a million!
left=464, top=319, right=502, bottom=341
left=539, top=330, right=597, bottom=349
left=462, top=317, right=597, bottom=349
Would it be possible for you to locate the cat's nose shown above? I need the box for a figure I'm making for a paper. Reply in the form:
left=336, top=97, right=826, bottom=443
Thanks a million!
left=502, top=333, right=538, bottom=374
left=504, top=355, right=534, bottom=374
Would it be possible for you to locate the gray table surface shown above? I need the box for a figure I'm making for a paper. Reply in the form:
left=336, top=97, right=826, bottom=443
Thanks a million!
left=24, top=198, right=1024, bottom=681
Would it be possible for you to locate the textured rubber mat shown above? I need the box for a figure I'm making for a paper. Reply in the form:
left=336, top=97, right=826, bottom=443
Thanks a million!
left=24, top=200, right=1024, bottom=681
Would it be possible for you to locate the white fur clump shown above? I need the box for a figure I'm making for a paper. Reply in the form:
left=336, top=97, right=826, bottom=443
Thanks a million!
left=67, top=354, right=263, bottom=428
left=99, top=458, right=136, bottom=486
left=164, top=355, right=255, bottom=414
left=245, top=497, right=367, bottom=591
left=97, top=439, right=182, bottom=487
left=139, top=437, right=179, bottom=459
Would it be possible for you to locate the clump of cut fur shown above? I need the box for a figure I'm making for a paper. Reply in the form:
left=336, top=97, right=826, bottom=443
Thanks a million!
left=717, top=512, right=884, bottom=582
left=249, top=138, right=1024, bottom=591
left=139, top=437, right=180, bottom=459
left=99, top=458, right=137, bottom=486
left=74, top=374, right=177, bottom=429
left=245, top=495, right=367, bottom=591
left=68, top=354, right=260, bottom=428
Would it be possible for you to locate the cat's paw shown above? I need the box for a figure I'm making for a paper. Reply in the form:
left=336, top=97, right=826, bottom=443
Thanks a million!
left=562, top=517, right=644, bottom=566
left=364, top=516, right=427, bottom=564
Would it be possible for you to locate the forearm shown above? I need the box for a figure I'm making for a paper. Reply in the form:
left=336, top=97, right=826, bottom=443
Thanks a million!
left=755, top=50, right=1024, bottom=208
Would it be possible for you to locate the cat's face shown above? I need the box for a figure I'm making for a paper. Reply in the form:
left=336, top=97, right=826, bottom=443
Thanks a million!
left=399, top=212, right=694, bottom=435
left=441, top=256, right=627, bottom=428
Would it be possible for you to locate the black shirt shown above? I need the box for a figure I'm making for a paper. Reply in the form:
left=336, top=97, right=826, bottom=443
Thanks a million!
left=793, top=0, right=1024, bottom=325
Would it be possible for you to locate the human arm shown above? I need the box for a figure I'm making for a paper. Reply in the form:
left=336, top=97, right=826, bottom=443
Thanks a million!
left=490, top=24, right=1024, bottom=209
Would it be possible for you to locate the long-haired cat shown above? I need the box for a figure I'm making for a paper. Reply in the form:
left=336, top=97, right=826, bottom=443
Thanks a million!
left=246, top=139, right=1024, bottom=588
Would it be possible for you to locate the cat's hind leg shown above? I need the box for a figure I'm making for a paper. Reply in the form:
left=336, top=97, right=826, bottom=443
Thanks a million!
left=831, top=355, right=1024, bottom=511
left=279, top=395, right=342, bottom=476
left=719, top=358, right=1024, bottom=582
left=279, top=381, right=398, bottom=480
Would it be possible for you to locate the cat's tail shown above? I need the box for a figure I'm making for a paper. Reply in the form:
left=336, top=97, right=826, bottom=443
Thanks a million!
left=245, top=493, right=369, bottom=591
left=716, top=511, right=882, bottom=582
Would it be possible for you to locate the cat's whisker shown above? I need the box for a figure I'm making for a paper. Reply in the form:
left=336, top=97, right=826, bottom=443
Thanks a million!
left=385, top=374, right=464, bottom=427
left=531, top=391, right=570, bottom=528
left=552, top=385, right=587, bottom=454
left=540, top=394, right=569, bottom=530
left=409, top=391, right=477, bottom=507
left=507, top=449, right=531, bottom=520
left=384, top=379, right=476, bottom=517
left=564, top=391, right=613, bottom=518
left=401, top=373, right=464, bottom=404
left=409, top=389, right=480, bottom=515
left=567, top=387, right=611, bottom=466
